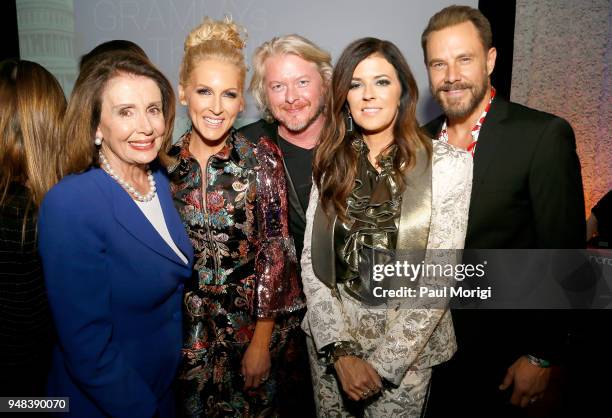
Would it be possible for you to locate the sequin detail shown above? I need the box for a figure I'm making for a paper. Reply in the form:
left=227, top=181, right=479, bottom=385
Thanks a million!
left=170, top=129, right=304, bottom=417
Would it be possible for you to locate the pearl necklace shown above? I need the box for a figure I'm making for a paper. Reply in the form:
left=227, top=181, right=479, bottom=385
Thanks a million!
left=99, top=151, right=156, bottom=202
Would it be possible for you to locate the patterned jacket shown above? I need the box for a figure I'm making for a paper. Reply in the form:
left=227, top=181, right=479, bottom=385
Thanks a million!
left=169, top=130, right=305, bottom=321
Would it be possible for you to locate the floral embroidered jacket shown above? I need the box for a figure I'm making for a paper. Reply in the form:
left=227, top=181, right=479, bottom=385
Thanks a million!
left=169, top=129, right=304, bottom=416
left=169, top=129, right=304, bottom=321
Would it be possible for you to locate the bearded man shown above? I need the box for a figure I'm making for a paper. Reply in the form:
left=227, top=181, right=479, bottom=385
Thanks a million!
left=421, top=5, right=585, bottom=417
left=239, top=34, right=332, bottom=417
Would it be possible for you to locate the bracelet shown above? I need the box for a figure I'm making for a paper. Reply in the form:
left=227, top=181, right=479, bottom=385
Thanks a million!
left=325, top=341, right=362, bottom=364
left=526, top=354, right=551, bottom=368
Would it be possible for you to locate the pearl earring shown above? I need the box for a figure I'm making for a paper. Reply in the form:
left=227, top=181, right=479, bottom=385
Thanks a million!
left=94, top=137, right=102, bottom=146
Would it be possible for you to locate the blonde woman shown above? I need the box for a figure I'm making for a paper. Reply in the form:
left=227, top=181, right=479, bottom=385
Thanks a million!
left=170, top=18, right=304, bottom=417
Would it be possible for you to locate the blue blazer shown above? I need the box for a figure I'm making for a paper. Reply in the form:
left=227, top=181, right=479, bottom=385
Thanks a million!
left=38, top=166, right=194, bottom=418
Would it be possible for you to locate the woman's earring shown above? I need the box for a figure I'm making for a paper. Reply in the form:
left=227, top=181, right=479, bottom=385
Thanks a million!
left=94, top=136, right=103, bottom=146
left=346, top=110, right=354, bottom=132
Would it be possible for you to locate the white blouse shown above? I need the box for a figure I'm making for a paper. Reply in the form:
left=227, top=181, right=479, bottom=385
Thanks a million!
left=135, top=194, right=188, bottom=264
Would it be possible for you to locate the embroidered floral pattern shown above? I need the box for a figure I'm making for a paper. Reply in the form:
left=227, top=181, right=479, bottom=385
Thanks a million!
left=170, top=130, right=305, bottom=417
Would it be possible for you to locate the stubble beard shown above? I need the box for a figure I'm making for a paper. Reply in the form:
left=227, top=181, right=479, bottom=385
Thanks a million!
left=273, top=95, right=325, bottom=134
left=434, top=75, right=489, bottom=120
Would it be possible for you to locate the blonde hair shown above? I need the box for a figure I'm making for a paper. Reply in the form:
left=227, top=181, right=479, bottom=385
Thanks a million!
left=249, top=35, right=332, bottom=122
left=179, top=17, right=247, bottom=88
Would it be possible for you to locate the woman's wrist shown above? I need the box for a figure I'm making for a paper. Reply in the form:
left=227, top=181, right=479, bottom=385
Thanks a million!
left=248, top=339, right=271, bottom=350
left=324, top=341, right=362, bottom=365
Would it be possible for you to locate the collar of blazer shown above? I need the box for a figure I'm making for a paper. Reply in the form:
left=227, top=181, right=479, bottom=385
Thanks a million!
left=469, top=96, right=509, bottom=199
left=426, top=96, right=510, bottom=200
left=96, top=167, right=193, bottom=267
left=311, top=145, right=432, bottom=295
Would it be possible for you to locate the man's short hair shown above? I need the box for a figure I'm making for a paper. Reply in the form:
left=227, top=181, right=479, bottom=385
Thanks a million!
left=248, top=34, right=332, bottom=122
left=421, top=5, right=493, bottom=62
left=79, top=40, right=148, bottom=70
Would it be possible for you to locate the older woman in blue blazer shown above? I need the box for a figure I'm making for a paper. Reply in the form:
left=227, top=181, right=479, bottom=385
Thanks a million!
left=38, top=51, right=193, bottom=418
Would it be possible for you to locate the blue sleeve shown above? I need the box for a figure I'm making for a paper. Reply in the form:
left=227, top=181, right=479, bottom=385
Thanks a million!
left=38, top=182, right=158, bottom=418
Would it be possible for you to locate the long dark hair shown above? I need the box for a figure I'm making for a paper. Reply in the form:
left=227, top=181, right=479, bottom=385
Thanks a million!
left=313, top=37, right=431, bottom=221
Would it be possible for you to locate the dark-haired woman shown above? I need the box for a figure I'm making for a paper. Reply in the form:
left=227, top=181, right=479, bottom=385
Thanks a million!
left=301, top=38, right=473, bottom=416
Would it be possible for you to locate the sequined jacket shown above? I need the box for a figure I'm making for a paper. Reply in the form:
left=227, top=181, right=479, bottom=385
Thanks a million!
left=169, top=130, right=305, bottom=320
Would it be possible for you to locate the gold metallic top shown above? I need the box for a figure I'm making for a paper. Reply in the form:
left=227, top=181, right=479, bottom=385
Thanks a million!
left=334, top=138, right=401, bottom=302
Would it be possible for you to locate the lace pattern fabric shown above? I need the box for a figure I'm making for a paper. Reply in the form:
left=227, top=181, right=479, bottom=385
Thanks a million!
left=301, top=139, right=472, bottom=414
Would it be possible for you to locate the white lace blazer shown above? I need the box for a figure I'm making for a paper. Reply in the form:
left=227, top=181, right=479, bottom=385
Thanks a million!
left=301, top=140, right=473, bottom=385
